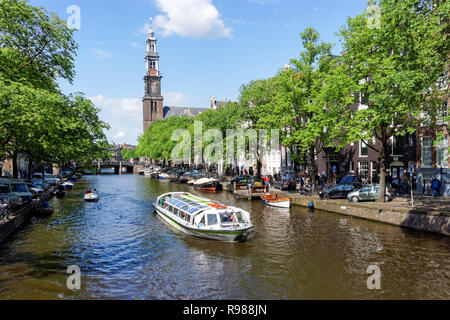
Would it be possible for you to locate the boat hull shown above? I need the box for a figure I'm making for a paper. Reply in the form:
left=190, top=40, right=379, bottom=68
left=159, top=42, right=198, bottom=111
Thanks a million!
left=84, top=194, right=99, bottom=202
left=261, top=195, right=291, bottom=208
left=154, top=206, right=252, bottom=242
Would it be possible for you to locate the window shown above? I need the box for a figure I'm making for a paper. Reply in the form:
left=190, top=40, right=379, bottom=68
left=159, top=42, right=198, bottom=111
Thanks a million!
left=408, top=133, right=414, bottom=146
left=392, top=136, right=403, bottom=156
left=422, top=137, right=432, bottom=167
left=207, top=214, right=218, bottom=226
left=437, top=135, right=448, bottom=168
left=349, top=161, right=355, bottom=173
left=360, top=141, right=368, bottom=157
left=371, top=161, right=378, bottom=183
left=359, top=162, right=369, bottom=182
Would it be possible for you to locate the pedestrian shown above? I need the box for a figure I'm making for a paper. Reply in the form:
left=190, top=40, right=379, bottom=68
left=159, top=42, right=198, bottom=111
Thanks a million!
left=431, top=178, right=441, bottom=198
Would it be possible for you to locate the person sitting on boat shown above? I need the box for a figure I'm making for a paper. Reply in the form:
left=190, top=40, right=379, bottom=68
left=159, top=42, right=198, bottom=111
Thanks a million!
left=93, top=189, right=98, bottom=194
left=85, top=189, right=91, bottom=194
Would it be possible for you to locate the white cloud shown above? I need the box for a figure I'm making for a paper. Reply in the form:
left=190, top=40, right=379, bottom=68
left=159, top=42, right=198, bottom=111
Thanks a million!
left=152, top=0, right=231, bottom=38
left=130, top=41, right=139, bottom=48
left=113, top=131, right=125, bottom=139
left=163, top=91, right=186, bottom=105
left=90, top=94, right=142, bottom=144
left=89, top=92, right=189, bottom=144
left=91, top=49, right=112, bottom=60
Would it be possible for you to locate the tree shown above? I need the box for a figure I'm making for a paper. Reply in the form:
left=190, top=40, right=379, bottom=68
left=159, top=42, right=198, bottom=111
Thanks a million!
left=0, top=0, right=109, bottom=177
left=339, top=0, right=449, bottom=201
left=241, top=28, right=355, bottom=191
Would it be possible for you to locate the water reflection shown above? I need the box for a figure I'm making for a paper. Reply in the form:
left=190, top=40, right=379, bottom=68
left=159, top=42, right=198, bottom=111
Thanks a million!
left=0, top=174, right=449, bottom=300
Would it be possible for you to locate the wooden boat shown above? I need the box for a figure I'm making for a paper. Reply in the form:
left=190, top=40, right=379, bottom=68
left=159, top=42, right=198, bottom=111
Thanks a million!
left=194, top=178, right=222, bottom=192
left=154, top=192, right=253, bottom=242
left=260, top=193, right=291, bottom=208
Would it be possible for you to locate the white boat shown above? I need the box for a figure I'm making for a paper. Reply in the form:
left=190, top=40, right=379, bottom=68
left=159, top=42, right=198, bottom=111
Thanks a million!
left=62, top=181, right=75, bottom=190
left=84, top=192, right=99, bottom=202
left=154, top=192, right=254, bottom=242
left=159, top=173, right=170, bottom=180
left=260, top=193, right=291, bottom=208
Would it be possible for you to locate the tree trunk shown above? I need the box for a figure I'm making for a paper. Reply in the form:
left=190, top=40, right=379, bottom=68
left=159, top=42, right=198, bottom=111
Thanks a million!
left=12, top=153, right=18, bottom=178
left=28, top=159, right=33, bottom=182
left=379, top=137, right=387, bottom=203
left=310, top=146, right=317, bottom=194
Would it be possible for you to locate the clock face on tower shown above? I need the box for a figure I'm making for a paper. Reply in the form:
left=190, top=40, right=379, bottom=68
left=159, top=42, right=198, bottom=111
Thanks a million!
left=150, top=69, right=157, bottom=76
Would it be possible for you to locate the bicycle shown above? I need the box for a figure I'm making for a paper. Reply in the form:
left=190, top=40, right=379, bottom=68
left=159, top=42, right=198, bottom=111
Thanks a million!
left=0, top=201, right=11, bottom=221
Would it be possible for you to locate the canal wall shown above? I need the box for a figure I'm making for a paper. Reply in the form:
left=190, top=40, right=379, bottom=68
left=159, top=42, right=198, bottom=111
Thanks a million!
left=0, top=187, right=55, bottom=244
left=286, top=195, right=450, bottom=236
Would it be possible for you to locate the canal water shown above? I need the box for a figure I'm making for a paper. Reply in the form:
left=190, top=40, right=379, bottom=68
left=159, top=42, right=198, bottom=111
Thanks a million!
left=0, top=174, right=448, bottom=299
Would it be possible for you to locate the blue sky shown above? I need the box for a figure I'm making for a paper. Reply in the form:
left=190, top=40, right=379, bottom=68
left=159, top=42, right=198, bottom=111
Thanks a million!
left=30, top=0, right=370, bottom=144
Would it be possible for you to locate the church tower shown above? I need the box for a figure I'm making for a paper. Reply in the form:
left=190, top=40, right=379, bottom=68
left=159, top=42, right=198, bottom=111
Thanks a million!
left=143, top=19, right=164, bottom=132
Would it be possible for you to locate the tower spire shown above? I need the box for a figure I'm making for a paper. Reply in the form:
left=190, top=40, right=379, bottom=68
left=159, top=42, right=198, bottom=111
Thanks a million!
left=147, top=18, right=155, bottom=38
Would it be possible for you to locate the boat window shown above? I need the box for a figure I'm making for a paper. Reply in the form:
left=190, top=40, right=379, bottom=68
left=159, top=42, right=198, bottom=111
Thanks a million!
left=207, top=214, right=218, bottom=226
left=235, top=212, right=245, bottom=223
left=219, top=212, right=234, bottom=224
left=169, top=206, right=173, bottom=213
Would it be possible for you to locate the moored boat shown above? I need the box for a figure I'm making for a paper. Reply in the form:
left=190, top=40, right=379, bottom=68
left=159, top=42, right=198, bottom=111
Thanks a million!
left=194, top=178, right=222, bottom=192
left=159, top=173, right=170, bottom=180
left=260, top=193, right=291, bottom=208
left=154, top=192, right=253, bottom=242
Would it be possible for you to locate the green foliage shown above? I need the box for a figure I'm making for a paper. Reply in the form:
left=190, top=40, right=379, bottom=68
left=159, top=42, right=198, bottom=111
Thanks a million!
left=339, top=0, right=449, bottom=200
left=121, top=148, right=136, bottom=161
left=0, top=0, right=109, bottom=176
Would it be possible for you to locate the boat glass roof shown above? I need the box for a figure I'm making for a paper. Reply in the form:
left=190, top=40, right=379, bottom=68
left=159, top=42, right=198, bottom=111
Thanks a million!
left=165, top=196, right=209, bottom=215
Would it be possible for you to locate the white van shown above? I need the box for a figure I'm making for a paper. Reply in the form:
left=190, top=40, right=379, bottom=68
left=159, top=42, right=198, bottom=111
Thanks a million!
left=0, top=178, right=33, bottom=206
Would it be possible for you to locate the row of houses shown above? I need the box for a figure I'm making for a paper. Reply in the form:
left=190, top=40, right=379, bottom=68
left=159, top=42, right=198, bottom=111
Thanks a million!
left=236, top=95, right=449, bottom=196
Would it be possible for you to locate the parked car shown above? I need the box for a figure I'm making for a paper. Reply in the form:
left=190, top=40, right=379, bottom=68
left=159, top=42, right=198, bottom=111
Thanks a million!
left=339, top=175, right=359, bottom=185
left=31, top=178, right=50, bottom=191
left=347, top=185, right=393, bottom=203
left=319, top=182, right=364, bottom=200
left=230, top=175, right=254, bottom=184
left=0, top=178, right=33, bottom=205
left=26, top=183, right=44, bottom=198
left=44, top=174, right=60, bottom=185
left=274, top=177, right=297, bottom=191
left=0, top=184, right=23, bottom=208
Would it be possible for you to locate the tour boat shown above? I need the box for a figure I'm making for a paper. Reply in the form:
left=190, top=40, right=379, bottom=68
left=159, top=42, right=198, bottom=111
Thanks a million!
left=154, top=192, right=254, bottom=242
left=84, top=192, right=99, bottom=202
left=260, top=193, right=291, bottom=208
left=193, top=178, right=222, bottom=192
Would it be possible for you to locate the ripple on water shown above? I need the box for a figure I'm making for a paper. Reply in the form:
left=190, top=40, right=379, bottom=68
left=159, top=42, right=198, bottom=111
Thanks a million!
left=0, top=175, right=449, bottom=299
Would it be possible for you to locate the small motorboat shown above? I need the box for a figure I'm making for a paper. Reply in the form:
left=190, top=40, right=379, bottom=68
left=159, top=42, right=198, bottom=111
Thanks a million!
left=261, top=193, right=291, bottom=208
left=138, top=170, right=146, bottom=176
left=84, top=191, right=99, bottom=202
left=159, top=173, right=170, bottom=180
left=177, top=176, right=189, bottom=184
left=62, top=181, right=75, bottom=190
left=54, top=185, right=66, bottom=198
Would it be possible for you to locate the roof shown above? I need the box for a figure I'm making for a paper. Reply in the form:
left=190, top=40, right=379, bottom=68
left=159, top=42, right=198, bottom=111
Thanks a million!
left=163, top=106, right=208, bottom=118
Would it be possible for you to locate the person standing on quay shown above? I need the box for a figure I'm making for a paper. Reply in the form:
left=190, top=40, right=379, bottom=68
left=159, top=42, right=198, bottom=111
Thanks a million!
left=431, top=178, right=441, bottom=198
